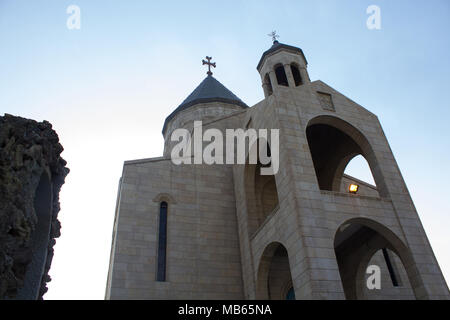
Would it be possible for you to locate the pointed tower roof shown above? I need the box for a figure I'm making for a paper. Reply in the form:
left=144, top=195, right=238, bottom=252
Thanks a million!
left=162, top=75, right=248, bottom=134
left=257, top=40, right=308, bottom=72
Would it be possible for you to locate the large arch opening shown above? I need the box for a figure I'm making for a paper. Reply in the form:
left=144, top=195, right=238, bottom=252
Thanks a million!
left=16, top=171, right=52, bottom=300
left=334, top=218, right=423, bottom=300
left=306, top=116, right=387, bottom=197
left=256, top=242, right=294, bottom=300
left=244, top=141, right=279, bottom=236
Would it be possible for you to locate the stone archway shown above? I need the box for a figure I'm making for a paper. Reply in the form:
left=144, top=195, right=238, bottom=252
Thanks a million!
left=306, top=115, right=388, bottom=197
left=334, top=218, right=425, bottom=299
left=244, top=141, right=279, bottom=236
left=256, top=242, right=294, bottom=300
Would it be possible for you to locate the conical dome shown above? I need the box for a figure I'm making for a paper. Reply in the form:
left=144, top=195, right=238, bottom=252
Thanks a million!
left=162, top=75, right=247, bottom=134
left=257, top=41, right=308, bottom=72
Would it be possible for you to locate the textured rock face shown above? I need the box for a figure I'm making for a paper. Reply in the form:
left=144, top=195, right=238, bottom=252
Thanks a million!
left=0, top=114, right=69, bottom=299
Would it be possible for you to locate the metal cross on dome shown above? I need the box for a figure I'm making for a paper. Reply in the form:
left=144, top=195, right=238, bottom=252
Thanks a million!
left=268, top=31, right=280, bottom=43
left=202, top=56, right=216, bottom=76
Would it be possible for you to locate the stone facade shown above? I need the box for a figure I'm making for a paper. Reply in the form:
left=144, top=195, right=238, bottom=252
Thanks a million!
left=106, top=41, right=449, bottom=299
left=0, top=114, right=69, bottom=299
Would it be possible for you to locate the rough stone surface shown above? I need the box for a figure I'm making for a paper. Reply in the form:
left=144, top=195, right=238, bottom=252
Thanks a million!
left=0, top=114, right=69, bottom=299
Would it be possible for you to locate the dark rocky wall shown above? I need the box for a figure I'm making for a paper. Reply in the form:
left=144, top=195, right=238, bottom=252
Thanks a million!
left=0, top=114, right=69, bottom=299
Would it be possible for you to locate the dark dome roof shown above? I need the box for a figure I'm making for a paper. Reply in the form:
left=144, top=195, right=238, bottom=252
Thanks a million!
left=257, top=41, right=308, bottom=72
left=162, top=75, right=248, bottom=135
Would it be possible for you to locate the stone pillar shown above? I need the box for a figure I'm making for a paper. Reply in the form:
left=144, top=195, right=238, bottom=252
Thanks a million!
left=262, top=84, right=269, bottom=98
left=268, top=71, right=278, bottom=90
left=284, top=64, right=296, bottom=87
left=299, top=66, right=310, bottom=84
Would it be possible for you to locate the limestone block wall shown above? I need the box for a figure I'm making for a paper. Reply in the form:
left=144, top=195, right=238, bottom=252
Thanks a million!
left=232, top=74, right=449, bottom=300
left=106, top=156, right=244, bottom=299
left=272, top=78, right=449, bottom=299
left=303, top=80, right=449, bottom=299
left=163, top=102, right=244, bottom=157
left=232, top=96, right=314, bottom=299
left=107, top=56, right=449, bottom=299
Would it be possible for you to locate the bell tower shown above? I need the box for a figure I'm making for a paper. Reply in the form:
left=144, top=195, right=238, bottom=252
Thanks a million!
left=232, top=37, right=450, bottom=300
left=257, top=33, right=310, bottom=97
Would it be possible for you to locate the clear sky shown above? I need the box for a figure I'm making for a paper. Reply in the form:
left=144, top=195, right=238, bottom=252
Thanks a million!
left=1, top=0, right=449, bottom=299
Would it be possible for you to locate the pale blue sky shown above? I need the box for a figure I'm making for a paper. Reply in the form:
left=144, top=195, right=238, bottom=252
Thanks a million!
left=1, top=0, right=449, bottom=299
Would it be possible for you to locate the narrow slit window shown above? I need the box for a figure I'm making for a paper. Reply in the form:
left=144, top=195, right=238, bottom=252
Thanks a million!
left=157, top=201, right=168, bottom=281
left=382, top=248, right=400, bottom=287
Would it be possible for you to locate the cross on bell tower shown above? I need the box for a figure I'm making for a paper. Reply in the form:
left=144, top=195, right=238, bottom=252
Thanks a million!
left=202, top=56, right=216, bottom=76
left=268, top=30, right=280, bottom=44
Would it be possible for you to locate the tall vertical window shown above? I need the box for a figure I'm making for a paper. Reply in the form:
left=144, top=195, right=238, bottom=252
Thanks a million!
left=274, top=64, right=289, bottom=86
left=157, top=201, right=168, bottom=281
left=382, top=248, right=400, bottom=287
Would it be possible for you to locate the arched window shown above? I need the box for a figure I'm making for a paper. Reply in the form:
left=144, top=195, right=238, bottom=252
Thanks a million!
left=334, top=219, right=418, bottom=299
left=245, top=141, right=279, bottom=235
left=157, top=201, right=168, bottom=281
left=305, top=119, right=383, bottom=197
left=256, top=242, right=293, bottom=299
left=264, top=73, right=273, bottom=95
left=274, top=64, right=289, bottom=86
left=290, top=64, right=302, bottom=86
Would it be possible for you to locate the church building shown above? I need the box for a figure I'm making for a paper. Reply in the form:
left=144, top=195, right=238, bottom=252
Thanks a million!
left=105, top=38, right=449, bottom=299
